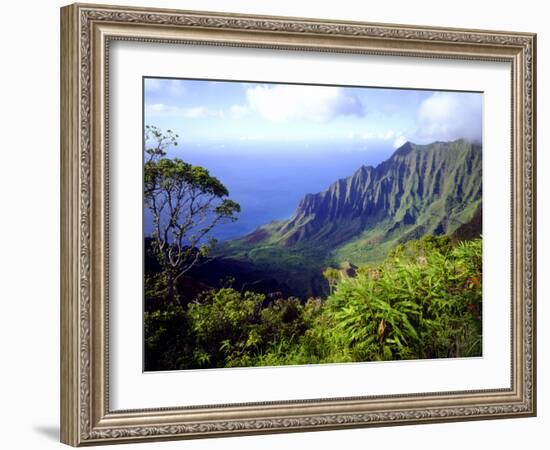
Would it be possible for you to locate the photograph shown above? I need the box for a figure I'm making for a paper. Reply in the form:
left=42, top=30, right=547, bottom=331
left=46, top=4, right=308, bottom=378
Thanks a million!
left=143, top=78, right=483, bottom=371
left=56, top=2, right=536, bottom=446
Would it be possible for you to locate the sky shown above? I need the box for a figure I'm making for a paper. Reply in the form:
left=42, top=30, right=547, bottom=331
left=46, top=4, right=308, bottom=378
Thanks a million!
left=144, top=77, right=482, bottom=150
left=143, top=78, right=483, bottom=241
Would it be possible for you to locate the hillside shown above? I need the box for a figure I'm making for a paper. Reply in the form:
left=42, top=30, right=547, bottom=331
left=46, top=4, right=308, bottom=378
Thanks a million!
left=217, top=139, right=482, bottom=297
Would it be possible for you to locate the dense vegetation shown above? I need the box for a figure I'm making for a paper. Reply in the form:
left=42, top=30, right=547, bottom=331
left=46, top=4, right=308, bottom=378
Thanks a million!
left=143, top=127, right=482, bottom=371
left=218, top=140, right=482, bottom=297
left=145, top=235, right=482, bottom=370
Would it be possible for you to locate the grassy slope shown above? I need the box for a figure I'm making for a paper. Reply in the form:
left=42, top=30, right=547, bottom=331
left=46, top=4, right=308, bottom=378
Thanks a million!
left=334, top=200, right=481, bottom=266
left=216, top=140, right=482, bottom=297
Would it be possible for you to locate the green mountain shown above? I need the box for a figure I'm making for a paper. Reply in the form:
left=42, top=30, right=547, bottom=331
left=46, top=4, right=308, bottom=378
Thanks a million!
left=218, top=139, right=482, bottom=297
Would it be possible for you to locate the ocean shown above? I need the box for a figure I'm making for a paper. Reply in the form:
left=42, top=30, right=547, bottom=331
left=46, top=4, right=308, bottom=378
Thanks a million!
left=144, top=141, right=394, bottom=242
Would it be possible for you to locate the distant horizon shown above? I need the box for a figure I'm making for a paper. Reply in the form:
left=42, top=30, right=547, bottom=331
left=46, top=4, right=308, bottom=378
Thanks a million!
left=143, top=139, right=396, bottom=241
left=143, top=137, right=480, bottom=243
left=144, top=77, right=483, bottom=150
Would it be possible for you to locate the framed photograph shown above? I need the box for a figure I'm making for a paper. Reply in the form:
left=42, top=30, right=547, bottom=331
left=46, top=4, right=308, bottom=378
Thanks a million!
left=60, top=3, right=536, bottom=446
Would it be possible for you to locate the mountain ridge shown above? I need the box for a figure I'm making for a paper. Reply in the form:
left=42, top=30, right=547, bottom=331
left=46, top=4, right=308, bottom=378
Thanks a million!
left=245, top=139, right=481, bottom=246
left=218, top=139, right=482, bottom=297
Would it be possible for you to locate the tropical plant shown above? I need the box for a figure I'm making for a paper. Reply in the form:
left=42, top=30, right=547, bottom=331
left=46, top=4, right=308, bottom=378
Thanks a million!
left=313, top=236, right=482, bottom=362
left=144, top=236, right=482, bottom=370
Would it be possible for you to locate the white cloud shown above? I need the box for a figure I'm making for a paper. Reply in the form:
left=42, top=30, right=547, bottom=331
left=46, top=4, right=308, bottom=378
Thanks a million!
left=184, top=107, right=209, bottom=118
left=361, top=131, right=375, bottom=140
left=230, top=105, right=250, bottom=119
left=393, top=135, right=408, bottom=149
left=351, top=92, right=482, bottom=147
left=415, top=92, right=482, bottom=142
left=381, top=130, right=396, bottom=140
left=244, top=85, right=364, bottom=123
left=351, top=129, right=405, bottom=146
left=147, top=103, right=167, bottom=112
left=145, top=103, right=224, bottom=119
left=145, top=103, right=179, bottom=116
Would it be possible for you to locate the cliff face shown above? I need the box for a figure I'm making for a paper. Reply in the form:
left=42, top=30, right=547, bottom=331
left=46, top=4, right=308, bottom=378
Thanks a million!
left=271, top=139, right=482, bottom=247
left=220, top=139, right=482, bottom=297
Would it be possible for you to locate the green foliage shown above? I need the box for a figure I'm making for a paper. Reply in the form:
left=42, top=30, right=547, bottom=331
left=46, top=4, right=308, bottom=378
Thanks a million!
left=185, top=288, right=316, bottom=368
left=323, top=267, right=341, bottom=295
left=144, top=236, right=482, bottom=370
left=187, top=288, right=265, bottom=368
left=145, top=158, right=231, bottom=198
left=315, top=236, right=482, bottom=361
left=144, top=303, right=193, bottom=370
left=143, top=125, right=240, bottom=305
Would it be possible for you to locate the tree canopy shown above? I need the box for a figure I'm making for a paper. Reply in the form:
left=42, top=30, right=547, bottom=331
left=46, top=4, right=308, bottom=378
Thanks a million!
left=144, top=125, right=240, bottom=301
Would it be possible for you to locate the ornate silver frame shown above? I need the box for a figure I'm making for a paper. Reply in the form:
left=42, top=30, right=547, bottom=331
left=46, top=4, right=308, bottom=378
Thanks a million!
left=60, top=3, right=536, bottom=446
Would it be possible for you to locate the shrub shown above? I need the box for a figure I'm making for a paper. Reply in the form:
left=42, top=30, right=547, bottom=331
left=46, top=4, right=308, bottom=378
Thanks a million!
left=313, top=236, right=482, bottom=361
left=144, top=236, right=483, bottom=369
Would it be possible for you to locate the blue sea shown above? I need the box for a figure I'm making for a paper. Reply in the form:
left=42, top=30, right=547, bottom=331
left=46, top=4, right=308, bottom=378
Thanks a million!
left=144, top=141, right=394, bottom=242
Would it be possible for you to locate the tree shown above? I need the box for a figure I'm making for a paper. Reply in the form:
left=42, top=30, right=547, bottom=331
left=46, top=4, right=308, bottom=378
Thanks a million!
left=144, top=125, right=240, bottom=302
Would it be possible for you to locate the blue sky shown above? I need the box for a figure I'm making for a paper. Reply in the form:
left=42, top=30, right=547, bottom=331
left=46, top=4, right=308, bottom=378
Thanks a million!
left=144, top=77, right=482, bottom=150
left=143, top=78, right=483, bottom=241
